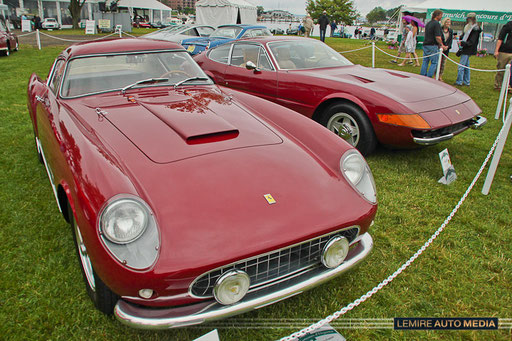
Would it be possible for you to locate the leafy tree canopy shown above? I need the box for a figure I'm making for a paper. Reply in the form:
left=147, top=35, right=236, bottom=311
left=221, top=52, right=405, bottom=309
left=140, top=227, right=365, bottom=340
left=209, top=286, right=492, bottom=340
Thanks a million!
left=306, top=0, right=357, bottom=25
left=366, top=6, right=386, bottom=24
left=257, top=6, right=264, bottom=16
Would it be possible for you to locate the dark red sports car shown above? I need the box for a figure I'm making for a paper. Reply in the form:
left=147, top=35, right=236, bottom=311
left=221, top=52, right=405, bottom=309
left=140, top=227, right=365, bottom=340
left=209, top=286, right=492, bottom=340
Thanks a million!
left=27, top=38, right=376, bottom=328
left=0, top=19, right=18, bottom=56
left=194, top=36, right=487, bottom=155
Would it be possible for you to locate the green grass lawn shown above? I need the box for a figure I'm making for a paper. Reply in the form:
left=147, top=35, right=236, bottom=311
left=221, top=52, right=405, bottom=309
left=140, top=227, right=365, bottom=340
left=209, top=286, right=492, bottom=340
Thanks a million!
left=1, top=40, right=511, bottom=340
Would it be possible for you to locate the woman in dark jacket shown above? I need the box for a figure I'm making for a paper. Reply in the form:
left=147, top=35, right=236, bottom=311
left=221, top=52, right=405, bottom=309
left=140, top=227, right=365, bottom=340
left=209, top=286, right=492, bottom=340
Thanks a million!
left=439, top=18, right=453, bottom=81
left=455, top=13, right=481, bottom=86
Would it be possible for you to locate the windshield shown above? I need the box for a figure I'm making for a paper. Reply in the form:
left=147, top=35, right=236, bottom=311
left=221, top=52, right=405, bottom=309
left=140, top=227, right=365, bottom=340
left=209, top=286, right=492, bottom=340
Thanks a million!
left=268, top=40, right=353, bottom=70
left=144, top=25, right=191, bottom=38
left=211, top=26, right=243, bottom=38
left=61, top=50, right=212, bottom=98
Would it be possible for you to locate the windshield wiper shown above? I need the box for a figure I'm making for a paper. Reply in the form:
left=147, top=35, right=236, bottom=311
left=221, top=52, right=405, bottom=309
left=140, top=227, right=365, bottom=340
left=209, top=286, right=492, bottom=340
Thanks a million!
left=173, top=77, right=210, bottom=89
left=121, top=78, right=168, bottom=94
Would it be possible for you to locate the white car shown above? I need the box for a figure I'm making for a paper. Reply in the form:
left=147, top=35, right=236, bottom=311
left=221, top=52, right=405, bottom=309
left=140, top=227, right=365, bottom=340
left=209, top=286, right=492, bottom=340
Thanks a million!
left=41, top=18, right=60, bottom=30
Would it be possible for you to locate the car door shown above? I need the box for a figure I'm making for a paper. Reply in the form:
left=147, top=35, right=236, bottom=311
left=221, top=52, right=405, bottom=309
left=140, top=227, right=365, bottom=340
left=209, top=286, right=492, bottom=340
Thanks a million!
left=35, top=58, right=66, bottom=183
left=222, top=43, right=277, bottom=102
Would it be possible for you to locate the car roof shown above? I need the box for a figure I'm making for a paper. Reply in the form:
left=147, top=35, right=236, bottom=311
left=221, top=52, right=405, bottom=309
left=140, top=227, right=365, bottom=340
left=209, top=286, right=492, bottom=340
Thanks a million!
left=217, top=24, right=267, bottom=29
left=224, top=36, right=311, bottom=44
left=61, top=38, right=184, bottom=59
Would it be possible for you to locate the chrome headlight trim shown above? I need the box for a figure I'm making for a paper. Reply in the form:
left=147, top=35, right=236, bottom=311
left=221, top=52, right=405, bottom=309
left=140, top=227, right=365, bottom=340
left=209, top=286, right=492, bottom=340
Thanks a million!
left=340, top=150, right=377, bottom=204
left=98, top=194, right=160, bottom=270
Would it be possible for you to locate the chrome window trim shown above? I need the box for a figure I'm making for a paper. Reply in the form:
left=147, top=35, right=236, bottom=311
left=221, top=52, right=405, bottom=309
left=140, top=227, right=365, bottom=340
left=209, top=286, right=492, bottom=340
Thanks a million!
left=188, top=225, right=360, bottom=299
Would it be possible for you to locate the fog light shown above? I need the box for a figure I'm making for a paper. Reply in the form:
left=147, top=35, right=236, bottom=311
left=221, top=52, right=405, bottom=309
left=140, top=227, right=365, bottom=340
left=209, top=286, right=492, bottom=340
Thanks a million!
left=321, top=236, right=349, bottom=269
left=213, top=270, right=250, bottom=305
left=139, top=288, right=154, bottom=299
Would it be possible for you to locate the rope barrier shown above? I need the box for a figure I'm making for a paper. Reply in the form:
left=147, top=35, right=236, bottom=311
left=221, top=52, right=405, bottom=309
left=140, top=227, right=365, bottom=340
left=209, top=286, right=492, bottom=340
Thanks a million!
left=17, top=31, right=36, bottom=37
left=339, top=46, right=372, bottom=54
left=278, top=122, right=506, bottom=340
left=121, top=31, right=137, bottom=38
left=375, top=45, right=439, bottom=60
left=443, top=54, right=506, bottom=73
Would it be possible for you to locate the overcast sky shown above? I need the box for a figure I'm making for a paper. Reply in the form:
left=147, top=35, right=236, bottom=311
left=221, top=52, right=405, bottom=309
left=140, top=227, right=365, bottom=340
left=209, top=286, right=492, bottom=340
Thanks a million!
left=251, top=0, right=424, bottom=17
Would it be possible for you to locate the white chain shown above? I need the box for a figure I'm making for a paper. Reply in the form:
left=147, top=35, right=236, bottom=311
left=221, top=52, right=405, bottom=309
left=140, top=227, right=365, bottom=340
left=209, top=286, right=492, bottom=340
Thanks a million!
left=38, top=31, right=118, bottom=42
left=278, top=121, right=507, bottom=341
left=374, top=45, right=440, bottom=60
left=17, top=31, right=36, bottom=37
left=444, top=54, right=506, bottom=72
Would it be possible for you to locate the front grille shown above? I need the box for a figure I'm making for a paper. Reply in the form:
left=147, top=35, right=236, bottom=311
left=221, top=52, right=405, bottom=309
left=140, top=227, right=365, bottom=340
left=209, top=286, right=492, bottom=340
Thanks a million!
left=190, top=226, right=359, bottom=298
left=412, top=119, right=473, bottom=139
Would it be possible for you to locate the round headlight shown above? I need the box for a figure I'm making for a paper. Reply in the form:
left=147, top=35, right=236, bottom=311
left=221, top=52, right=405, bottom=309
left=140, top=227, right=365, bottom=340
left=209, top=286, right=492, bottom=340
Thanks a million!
left=100, top=199, right=149, bottom=244
left=321, top=236, right=349, bottom=269
left=341, top=153, right=365, bottom=185
left=213, top=270, right=250, bottom=305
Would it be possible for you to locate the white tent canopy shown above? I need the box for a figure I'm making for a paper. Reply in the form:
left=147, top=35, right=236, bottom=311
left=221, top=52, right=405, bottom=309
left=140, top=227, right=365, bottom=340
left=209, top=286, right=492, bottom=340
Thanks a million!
left=117, top=0, right=172, bottom=11
left=195, top=0, right=257, bottom=27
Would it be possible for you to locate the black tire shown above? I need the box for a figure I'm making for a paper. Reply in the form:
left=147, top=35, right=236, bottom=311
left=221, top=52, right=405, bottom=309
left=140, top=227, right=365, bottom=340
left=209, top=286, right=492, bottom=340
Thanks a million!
left=69, top=202, right=118, bottom=315
left=320, top=102, right=377, bottom=156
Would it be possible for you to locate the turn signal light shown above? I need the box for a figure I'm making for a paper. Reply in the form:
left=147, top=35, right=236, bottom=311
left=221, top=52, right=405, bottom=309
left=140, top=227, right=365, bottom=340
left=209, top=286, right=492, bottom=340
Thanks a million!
left=377, top=114, right=431, bottom=129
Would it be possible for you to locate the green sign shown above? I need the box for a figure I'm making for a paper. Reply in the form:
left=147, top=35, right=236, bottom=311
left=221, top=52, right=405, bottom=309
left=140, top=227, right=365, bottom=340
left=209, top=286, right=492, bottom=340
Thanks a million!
left=426, top=9, right=512, bottom=24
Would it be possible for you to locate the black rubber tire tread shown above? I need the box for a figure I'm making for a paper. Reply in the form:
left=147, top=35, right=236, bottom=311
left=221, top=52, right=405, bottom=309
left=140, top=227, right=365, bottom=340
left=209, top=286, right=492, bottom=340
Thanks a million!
left=69, top=202, right=118, bottom=315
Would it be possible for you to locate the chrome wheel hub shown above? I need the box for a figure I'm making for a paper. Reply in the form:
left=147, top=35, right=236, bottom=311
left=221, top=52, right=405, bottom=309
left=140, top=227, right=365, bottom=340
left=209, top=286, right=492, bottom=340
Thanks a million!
left=327, top=113, right=360, bottom=146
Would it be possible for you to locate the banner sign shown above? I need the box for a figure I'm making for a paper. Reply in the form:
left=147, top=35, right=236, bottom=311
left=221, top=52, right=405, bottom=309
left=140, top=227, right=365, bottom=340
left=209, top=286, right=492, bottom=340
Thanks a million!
left=427, top=9, right=512, bottom=24
left=85, top=20, right=96, bottom=34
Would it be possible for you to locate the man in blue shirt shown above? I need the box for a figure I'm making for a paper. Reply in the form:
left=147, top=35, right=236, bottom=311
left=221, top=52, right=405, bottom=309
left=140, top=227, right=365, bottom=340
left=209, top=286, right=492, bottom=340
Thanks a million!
left=420, top=10, right=447, bottom=78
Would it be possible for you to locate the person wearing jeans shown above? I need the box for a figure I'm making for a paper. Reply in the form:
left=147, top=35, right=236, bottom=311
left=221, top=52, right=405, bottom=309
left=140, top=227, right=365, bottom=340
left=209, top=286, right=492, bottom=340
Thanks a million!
left=455, top=13, right=481, bottom=86
left=420, top=9, right=446, bottom=78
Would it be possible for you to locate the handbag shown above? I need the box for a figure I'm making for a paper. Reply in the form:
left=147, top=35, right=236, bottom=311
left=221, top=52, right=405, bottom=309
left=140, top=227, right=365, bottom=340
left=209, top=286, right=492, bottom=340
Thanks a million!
left=456, top=48, right=462, bottom=57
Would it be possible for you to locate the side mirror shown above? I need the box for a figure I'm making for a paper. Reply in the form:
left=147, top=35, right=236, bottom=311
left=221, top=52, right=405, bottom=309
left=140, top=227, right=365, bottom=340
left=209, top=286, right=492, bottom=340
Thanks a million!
left=245, top=61, right=259, bottom=72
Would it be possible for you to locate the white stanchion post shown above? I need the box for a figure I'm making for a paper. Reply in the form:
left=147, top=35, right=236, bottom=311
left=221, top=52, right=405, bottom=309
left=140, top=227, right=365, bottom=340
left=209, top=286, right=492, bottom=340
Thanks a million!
left=482, top=98, right=512, bottom=195
left=435, top=48, right=443, bottom=80
left=372, top=42, right=375, bottom=68
left=495, top=64, right=511, bottom=120
left=36, top=29, right=41, bottom=50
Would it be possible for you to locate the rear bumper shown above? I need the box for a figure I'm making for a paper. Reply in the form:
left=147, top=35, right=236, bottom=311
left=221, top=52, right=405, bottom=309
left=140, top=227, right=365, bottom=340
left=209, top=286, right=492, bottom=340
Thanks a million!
left=114, top=232, right=373, bottom=329
left=413, top=115, right=487, bottom=146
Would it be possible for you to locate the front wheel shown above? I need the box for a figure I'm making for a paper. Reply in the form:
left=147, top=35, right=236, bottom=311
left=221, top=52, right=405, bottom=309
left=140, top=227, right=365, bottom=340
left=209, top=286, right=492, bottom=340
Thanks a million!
left=69, top=202, right=118, bottom=314
left=320, top=102, right=377, bottom=156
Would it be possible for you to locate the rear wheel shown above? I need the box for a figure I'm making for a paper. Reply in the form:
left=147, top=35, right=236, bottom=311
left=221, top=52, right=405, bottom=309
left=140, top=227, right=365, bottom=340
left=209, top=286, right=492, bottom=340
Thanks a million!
left=69, top=202, right=118, bottom=314
left=4, top=46, right=10, bottom=56
left=320, top=102, right=377, bottom=156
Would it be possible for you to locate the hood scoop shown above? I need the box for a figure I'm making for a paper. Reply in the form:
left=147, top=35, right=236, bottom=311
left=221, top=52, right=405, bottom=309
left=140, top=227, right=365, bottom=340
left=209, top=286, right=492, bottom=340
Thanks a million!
left=350, top=75, right=374, bottom=83
left=139, top=101, right=239, bottom=144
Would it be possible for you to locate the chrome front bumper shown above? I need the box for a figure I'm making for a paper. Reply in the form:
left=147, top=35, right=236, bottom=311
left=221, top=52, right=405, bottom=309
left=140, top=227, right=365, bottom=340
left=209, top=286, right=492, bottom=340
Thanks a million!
left=114, top=233, right=373, bottom=329
left=413, top=115, right=487, bottom=146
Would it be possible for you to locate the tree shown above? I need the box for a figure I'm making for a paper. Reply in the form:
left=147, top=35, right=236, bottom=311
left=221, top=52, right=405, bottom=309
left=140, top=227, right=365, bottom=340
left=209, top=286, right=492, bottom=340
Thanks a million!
left=366, top=6, right=386, bottom=24
left=306, top=0, right=358, bottom=25
left=257, top=6, right=264, bottom=17
left=69, top=0, right=86, bottom=29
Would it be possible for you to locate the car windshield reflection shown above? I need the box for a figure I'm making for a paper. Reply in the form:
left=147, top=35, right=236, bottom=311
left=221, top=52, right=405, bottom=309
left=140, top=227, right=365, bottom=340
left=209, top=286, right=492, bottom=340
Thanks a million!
left=61, top=51, right=212, bottom=98
left=268, top=40, right=353, bottom=70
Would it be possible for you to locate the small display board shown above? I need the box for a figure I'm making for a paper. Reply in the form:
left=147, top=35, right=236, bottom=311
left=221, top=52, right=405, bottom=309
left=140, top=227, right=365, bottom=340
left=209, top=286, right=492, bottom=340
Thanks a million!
left=85, top=20, right=96, bottom=34
left=438, top=148, right=457, bottom=185
left=21, top=19, right=32, bottom=32
left=98, top=19, right=111, bottom=30
left=193, top=330, right=220, bottom=341
left=297, top=324, right=346, bottom=341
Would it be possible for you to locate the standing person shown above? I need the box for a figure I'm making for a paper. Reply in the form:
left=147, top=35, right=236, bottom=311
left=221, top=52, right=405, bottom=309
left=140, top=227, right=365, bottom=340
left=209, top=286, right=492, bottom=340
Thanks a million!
left=398, top=25, right=415, bottom=66
left=455, top=13, right=481, bottom=86
left=303, top=14, right=314, bottom=38
left=330, top=20, right=337, bottom=37
left=410, top=20, right=420, bottom=66
left=439, top=18, right=454, bottom=81
left=390, top=19, right=409, bottom=63
left=420, top=9, right=447, bottom=78
left=319, top=10, right=329, bottom=42
left=494, top=20, right=512, bottom=90
left=370, top=27, right=376, bottom=40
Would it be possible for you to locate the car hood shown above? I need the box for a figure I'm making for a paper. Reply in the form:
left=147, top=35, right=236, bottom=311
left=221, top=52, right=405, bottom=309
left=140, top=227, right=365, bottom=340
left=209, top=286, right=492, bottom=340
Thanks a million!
left=305, top=65, right=457, bottom=104
left=79, top=87, right=282, bottom=163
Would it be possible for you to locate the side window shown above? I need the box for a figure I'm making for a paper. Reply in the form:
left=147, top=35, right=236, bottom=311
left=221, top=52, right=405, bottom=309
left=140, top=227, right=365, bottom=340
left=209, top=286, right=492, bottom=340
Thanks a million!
left=258, top=48, right=273, bottom=71
left=183, top=29, right=197, bottom=36
left=241, top=30, right=254, bottom=38
left=231, top=44, right=259, bottom=68
left=197, top=27, right=214, bottom=36
left=49, top=59, right=66, bottom=95
left=208, top=44, right=231, bottom=64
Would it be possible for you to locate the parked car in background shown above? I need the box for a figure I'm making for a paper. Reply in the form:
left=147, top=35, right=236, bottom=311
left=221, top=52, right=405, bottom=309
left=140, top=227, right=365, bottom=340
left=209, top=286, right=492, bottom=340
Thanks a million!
left=286, top=25, right=300, bottom=35
left=141, top=24, right=215, bottom=43
left=194, top=36, right=487, bottom=155
left=270, top=27, right=284, bottom=35
left=181, top=24, right=272, bottom=55
left=41, top=17, right=60, bottom=29
left=0, top=19, right=18, bottom=56
left=27, top=38, right=376, bottom=329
